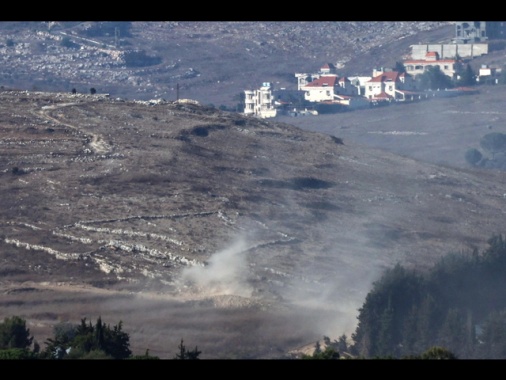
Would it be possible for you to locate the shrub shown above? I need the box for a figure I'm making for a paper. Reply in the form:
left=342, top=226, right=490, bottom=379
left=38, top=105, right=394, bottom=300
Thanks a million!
left=465, top=148, right=482, bottom=166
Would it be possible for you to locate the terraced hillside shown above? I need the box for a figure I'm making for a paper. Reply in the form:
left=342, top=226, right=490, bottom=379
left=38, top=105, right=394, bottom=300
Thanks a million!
left=2, top=89, right=506, bottom=358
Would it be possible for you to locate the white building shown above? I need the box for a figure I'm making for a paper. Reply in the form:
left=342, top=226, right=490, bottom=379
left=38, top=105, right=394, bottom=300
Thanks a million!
left=295, top=63, right=338, bottom=90
left=403, top=51, right=463, bottom=80
left=301, top=75, right=358, bottom=102
left=477, top=64, right=501, bottom=84
left=364, top=69, right=418, bottom=101
left=347, top=76, right=372, bottom=96
left=244, top=82, right=277, bottom=118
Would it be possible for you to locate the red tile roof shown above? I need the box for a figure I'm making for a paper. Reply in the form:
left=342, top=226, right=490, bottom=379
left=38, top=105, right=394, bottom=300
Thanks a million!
left=304, top=76, right=339, bottom=87
left=368, top=71, right=401, bottom=83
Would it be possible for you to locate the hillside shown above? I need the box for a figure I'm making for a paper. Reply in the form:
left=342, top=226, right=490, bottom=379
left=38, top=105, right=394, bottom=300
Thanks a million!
left=279, top=84, right=506, bottom=170
left=0, top=21, right=454, bottom=108
left=3, top=89, right=506, bottom=358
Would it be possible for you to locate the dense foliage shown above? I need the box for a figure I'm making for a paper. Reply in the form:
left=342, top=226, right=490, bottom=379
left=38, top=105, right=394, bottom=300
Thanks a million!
left=0, top=315, right=202, bottom=360
left=6, top=234, right=506, bottom=359
left=350, top=234, right=506, bottom=359
left=465, top=132, right=506, bottom=169
left=456, top=64, right=476, bottom=87
left=416, top=66, right=455, bottom=91
left=40, top=317, right=131, bottom=359
left=0, top=316, right=33, bottom=350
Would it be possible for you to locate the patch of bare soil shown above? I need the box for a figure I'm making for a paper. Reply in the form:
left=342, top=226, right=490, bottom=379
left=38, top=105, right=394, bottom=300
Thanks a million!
left=3, top=89, right=506, bottom=358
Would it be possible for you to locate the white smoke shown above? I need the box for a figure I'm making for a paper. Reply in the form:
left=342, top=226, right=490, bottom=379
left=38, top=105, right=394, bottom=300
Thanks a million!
left=180, top=235, right=253, bottom=297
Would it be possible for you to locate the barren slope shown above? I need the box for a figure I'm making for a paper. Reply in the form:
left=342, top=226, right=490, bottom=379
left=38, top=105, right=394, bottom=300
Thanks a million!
left=0, top=21, right=453, bottom=107
left=2, top=90, right=506, bottom=358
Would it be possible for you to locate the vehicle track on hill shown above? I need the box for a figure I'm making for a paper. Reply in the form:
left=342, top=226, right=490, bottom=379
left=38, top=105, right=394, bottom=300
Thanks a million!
left=33, top=101, right=112, bottom=155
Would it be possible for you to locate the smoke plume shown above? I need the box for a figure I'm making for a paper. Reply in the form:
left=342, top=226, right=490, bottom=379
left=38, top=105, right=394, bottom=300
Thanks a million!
left=179, top=235, right=253, bottom=298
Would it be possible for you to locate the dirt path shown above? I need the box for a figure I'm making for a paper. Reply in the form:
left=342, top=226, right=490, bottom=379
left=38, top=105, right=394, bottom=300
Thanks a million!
left=35, top=102, right=112, bottom=155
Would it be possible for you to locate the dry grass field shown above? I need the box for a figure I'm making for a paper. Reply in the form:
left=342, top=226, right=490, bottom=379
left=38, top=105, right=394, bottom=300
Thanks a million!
left=3, top=86, right=506, bottom=358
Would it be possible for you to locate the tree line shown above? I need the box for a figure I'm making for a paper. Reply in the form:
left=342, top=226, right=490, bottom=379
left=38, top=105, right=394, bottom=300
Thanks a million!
left=347, top=234, right=506, bottom=359
left=7, top=234, right=506, bottom=359
left=0, top=316, right=200, bottom=360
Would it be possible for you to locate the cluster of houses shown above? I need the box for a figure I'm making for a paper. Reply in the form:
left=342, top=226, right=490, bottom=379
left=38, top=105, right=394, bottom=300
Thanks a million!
left=244, top=27, right=502, bottom=119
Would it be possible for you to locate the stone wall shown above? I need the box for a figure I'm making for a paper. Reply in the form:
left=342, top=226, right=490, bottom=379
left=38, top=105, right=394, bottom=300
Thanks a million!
left=411, top=44, right=488, bottom=59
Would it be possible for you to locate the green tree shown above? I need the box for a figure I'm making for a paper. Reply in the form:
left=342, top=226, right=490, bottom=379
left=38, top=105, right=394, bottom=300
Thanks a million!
left=0, top=348, right=37, bottom=360
left=349, top=234, right=506, bottom=359
left=130, top=349, right=161, bottom=360
left=394, top=61, right=406, bottom=73
left=376, top=299, right=396, bottom=357
left=477, top=309, right=506, bottom=359
left=60, top=36, right=77, bottom=49
left=457, top=64, right=476, bottom=86
left=498, top=66, right=506, bottom=85
left=302, top=346, right=340, bottom=360
left=41, top=322, right=77, bottom=359
left=420, top=346, right=457, bottom=359
left=174, top=339, right=201, bottom=360
left=233, top=92, right=245, bottom=112
left=0, top=316, right=33, bottom=350
left=43, top=317, right=131, bottom=360
left=351, top=264, right=426, bottom=358
left=102, top=320, right=131, bottom=359
left=436, top=308, right=472, bottom=358
left=337, top=334, right=349, bottom=354
left=480, top=132, right=506, bottom=159
left=416, top=66, right=454, bottom=91
left=465, top=148, right=483, bottom=166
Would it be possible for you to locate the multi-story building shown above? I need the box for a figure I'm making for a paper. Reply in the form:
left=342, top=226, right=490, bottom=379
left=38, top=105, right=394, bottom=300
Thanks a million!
left=364, top=68, right=418, bottom=101
left=454, top=21, right=489, bottom=43
left=300, top=75, right=358, bottom=102
left=453, top=21, right=506, bottom=43
left=243, top=82, right=277, bottom=119
left=403, top=51, right=463, bottom=80
left=295, top=63, right=338, bottom=90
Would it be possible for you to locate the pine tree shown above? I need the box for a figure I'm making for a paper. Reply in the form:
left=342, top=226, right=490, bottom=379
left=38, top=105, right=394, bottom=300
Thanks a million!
left=174, top=339, right=201, bottom=360
left=0, top=316, right=33, bottom=350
